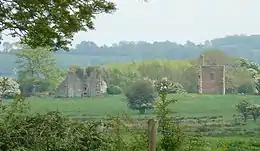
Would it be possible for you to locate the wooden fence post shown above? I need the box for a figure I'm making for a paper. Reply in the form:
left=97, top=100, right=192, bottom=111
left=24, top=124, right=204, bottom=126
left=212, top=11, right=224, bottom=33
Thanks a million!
left=148, top=119, right=156, bottom=151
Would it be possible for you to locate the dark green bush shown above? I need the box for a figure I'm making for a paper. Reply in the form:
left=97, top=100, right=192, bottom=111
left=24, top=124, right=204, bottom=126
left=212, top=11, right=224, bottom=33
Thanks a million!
left=125, top=80, right=156, bottom=114
left=107, top=85, right=123, bottom=95
left=19, top=83, right=35, bottom=97
left=237, top=81, right=255, bottom=94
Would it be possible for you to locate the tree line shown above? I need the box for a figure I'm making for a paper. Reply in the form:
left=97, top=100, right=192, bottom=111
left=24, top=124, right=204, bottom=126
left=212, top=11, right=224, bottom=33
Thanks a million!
left=3, top=43, right=257, bottom=98
left=2, top=34, right=260, bottom=63
left=66, top=35, right=260, bottom=63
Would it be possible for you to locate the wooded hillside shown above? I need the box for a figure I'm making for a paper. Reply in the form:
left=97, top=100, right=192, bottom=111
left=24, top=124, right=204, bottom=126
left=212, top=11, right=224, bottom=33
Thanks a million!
left=1, top=35, right=260, bottom=77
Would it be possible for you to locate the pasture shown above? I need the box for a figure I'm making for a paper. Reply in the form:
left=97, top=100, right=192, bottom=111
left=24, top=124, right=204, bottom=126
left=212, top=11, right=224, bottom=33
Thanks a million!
left=23, top=94, right=258, bottom=119
left=11, top=93, right=260, bottom=140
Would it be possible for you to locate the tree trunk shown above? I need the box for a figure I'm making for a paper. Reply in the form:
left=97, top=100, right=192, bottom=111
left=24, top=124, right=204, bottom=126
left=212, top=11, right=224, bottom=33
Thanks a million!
left=243, top=113, right=247, bottom=122
left=0, top=95, right=2, bottom=105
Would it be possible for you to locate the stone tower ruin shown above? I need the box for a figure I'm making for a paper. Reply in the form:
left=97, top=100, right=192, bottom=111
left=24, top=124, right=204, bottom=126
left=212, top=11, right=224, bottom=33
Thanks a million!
left=198, top=55, right=225, bottom=94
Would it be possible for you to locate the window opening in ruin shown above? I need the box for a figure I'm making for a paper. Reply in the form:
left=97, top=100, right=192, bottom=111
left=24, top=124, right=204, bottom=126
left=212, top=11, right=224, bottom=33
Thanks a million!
left=210, top=72, right=215, bottom=80
left=84, top=86, right=87, bottom=91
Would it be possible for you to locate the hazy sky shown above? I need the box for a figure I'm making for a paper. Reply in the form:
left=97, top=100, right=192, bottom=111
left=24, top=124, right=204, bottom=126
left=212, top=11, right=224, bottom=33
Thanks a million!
left=2, top=0, right=260, bottom=47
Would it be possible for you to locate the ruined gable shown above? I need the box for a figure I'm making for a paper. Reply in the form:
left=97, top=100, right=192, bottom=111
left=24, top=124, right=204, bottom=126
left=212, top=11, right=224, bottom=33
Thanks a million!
left=55, top=70, right=83, bottom=98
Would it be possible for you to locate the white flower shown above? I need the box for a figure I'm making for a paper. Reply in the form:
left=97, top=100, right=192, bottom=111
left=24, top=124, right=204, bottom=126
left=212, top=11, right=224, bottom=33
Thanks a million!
left=162, top=77, right=168, bottom=81
left=0, top=77, right=21, bottom=96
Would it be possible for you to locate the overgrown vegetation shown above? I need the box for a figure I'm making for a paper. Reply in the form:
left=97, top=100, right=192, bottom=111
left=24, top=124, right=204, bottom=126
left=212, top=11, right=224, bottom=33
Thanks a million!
left=2, top=78, right=260, bottom=150
left=0, top=97, right=114, bottom=151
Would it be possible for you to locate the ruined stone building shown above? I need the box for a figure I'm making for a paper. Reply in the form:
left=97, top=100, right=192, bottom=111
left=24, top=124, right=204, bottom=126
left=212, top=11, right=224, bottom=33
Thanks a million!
left=198, top=55, right=226, bottom=94
left=55, top=67, right=107, bottom=97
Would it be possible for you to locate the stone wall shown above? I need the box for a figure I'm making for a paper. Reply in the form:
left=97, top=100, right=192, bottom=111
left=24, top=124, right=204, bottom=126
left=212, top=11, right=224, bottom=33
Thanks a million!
left=198, top=55, right=225, bottom=94
left=56, top=71, right=83, bottom=97
left=67, top=71, right=83, bottom=97
left=82, top=67, right=107, bottom=97
left=56, top=67, right=107, bottom=98
left=199, top=65, right=225, bottom=94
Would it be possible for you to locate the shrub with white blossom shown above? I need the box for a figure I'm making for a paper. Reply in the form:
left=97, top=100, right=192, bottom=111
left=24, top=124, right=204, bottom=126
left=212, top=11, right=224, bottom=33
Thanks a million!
left=0, top=77, right=21, bottom=99
left=155, top=77, right=173, bottom=94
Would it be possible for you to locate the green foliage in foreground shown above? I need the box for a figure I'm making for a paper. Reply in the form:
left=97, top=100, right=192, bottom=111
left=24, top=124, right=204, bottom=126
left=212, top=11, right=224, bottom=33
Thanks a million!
left=1, top=94, right=260, bottom=150
left=0, top=96, right=147, bottom=151
left=2, top=83, right=260, bottom=150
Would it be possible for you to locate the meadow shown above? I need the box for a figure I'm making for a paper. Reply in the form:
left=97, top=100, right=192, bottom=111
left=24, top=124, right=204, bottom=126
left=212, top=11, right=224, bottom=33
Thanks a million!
left=12, top=93, right=260, bottom=140
left=23, top=94, right=257, bottom=119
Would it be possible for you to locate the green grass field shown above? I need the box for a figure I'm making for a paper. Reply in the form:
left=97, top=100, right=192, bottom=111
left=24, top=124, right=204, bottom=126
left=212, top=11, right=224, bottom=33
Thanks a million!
left=23, top=93, right=258, bottom=119
left=19, top=94, right=260, bottom=138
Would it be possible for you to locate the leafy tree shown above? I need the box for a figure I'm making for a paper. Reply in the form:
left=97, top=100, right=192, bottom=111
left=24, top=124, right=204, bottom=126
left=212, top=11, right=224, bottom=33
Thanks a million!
left=106, top=68, right=140, bottom=91
left=137, top=60, right=188, bottom=82
left=179, top=66, right=198, bottom=93
left=238, top=58, right=260, bottom=93
left=125, top=80, right=156, bottom=114
left=226, top=66, right=254, bottom=93
left=15, top=45, right=60, bottom=95
left=236, top=100, right=260, bottom=122
left=137, top=61, right=166, bottom=80
left=0, top=0, right=116, bottom=50
left=239, top=58, right=260, bottom=75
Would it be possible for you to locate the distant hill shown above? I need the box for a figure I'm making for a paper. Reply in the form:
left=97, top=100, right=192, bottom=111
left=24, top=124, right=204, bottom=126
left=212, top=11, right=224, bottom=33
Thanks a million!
left=1, top=34, right=260, bottom=77
left=0, top=54, right=133, bottom=76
